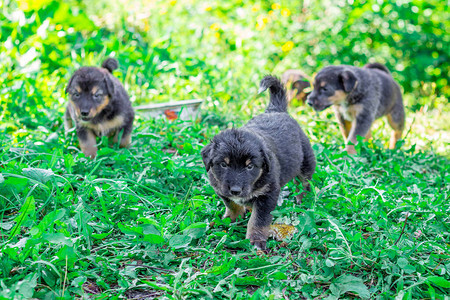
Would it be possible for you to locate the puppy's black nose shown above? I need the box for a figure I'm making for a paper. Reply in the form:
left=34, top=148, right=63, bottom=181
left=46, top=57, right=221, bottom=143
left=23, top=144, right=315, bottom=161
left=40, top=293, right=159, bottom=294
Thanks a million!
left=230, top=186, right=242, bottom=196
left=80, top=111, right=89, bottom=117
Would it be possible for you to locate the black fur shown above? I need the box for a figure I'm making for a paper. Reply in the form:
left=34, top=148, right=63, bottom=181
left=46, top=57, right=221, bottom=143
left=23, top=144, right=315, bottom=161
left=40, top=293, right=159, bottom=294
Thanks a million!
left=102, top=58, right=119, bottom=73
left=306, top=63, right=405, bottom=153
left=202, top=75, right=316, bottom=250
left=64, top=58, right=134, bottom=158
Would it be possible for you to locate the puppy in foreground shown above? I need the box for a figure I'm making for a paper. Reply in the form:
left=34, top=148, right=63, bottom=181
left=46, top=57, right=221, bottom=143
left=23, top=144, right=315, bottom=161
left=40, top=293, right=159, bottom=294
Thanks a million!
left=201, top=76, right=316, bottom=250
left=307, top=63, right=405, bottom=154
left=64, top=58, right=134, bottom=158
left=281, top=69, right=311, bottom=103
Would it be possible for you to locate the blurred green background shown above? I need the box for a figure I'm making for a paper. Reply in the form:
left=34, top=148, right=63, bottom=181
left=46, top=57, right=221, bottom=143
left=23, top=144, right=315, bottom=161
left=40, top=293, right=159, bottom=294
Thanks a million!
left=0, top=0, right=449, bottom=152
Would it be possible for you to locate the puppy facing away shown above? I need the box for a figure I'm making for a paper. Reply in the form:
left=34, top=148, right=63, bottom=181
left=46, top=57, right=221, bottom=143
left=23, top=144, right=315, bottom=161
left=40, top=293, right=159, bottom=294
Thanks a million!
left=306, top=63, right=405, bottom=154
left=64, top=58, right=134, bottom=158
left=201, top=76, right=316, bottom=250
left=281, top=69, right=311, bottom=103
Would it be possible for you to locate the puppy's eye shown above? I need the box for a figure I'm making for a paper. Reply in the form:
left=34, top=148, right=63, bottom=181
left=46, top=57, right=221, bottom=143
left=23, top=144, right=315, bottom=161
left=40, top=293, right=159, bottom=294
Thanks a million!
left=220, top=162, right=228, bottom=168
left=320, top=86, right=328, bottom=92
left=246, top=164, right=254, bottom=170
left=93, top=94, right=102, bottom=101
left=73, top=93, right=80, bottom=99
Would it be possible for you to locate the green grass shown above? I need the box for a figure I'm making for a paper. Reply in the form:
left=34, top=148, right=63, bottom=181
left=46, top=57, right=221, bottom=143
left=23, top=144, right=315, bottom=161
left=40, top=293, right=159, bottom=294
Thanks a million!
left=1, top=112, right=449, bottom=299
left=1, top=0, right=450, bottom=298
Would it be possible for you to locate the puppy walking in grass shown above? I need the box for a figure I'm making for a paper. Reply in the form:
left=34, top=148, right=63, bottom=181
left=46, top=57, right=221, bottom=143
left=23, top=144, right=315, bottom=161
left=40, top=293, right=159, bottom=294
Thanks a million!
left=65, top=58, right=134, bottom=158
left=201, top=75, right=316, bottom=250
left=307, top=63, right=405, bottom=154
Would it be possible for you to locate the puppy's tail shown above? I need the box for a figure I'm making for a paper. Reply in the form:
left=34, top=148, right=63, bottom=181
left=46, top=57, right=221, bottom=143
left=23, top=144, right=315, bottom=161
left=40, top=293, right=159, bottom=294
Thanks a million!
left=364, top=62, right=390, bottom=74
left=102, top=58, right=119, bottom=73
left=258, top=75, right=288, bottom=113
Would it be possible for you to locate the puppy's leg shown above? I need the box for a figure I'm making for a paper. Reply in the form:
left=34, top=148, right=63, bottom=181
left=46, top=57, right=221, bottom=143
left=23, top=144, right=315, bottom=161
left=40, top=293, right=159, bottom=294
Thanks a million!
left=77, top=127, right=98, bottom=159
left=222, top=198, right=246, bottom=222
left=334, top=106, right=351, bottom=142
left=386, top=102, right=405, bottom=149
left=247, top=191, right=278, bottom=250
left=64, top=107, right=74, bottom=135
left=295, top=150, right=316, bottom=204
left=113, top=122, right=133, bottom=148
left=347, top=111, right=375, bottom=155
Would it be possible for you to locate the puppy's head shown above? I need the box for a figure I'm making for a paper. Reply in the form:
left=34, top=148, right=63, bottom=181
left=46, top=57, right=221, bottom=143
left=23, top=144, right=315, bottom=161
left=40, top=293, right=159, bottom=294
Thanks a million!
left=281, top=70, right=311, bottom=102
left=65, top=67, right=115, bottom=122
left=201, top=129, right=269, bottom=201
left=306, top=66, right=357, bottom=111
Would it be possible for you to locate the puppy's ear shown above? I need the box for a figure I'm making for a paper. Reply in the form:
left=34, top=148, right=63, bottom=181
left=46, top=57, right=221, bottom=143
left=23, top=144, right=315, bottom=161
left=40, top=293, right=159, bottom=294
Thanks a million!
left=103, top=75, right=115, bottom=97
left=65, top=75, right=76, bottom=94
left=339, top=70, right=357, bottom=93
left=201, top=143, right=214, bottom=171
left=261, top=148, right=271, bottom=173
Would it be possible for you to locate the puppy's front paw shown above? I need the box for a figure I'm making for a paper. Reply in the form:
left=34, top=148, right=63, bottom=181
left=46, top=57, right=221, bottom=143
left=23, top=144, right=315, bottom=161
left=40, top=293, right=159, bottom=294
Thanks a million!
left=345, top=145, right=357, bottom=155
left=250, top=239, right=267, bottom=251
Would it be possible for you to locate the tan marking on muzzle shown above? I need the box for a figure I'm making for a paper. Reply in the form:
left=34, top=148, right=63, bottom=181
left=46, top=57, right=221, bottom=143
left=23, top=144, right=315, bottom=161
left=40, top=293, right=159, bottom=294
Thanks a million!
left=69, top=100, right=81, bottom=117
left=328, top=90, right=347, bottom=104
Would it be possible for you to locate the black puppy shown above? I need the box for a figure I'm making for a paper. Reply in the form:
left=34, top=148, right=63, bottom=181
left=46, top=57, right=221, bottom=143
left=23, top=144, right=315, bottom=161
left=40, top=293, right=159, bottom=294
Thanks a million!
left=201, top=76, right=316, bottom=250
left=64, top=58, right=134, bottom=158
left=306, top=63, right=405, bottom=154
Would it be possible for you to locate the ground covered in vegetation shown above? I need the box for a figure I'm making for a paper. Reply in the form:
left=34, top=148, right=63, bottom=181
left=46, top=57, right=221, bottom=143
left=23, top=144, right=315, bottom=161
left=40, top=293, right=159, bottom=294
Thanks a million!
left=1, top=0, right=449, bottom=299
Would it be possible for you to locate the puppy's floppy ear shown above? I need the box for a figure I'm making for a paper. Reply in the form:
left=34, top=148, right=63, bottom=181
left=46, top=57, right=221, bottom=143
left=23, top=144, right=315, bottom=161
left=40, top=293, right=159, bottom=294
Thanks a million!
left=201, top=143, right=214, bottom=171
left=103, top=75, right=115, bottom=97
left=260, top=147, right=271, bottom=173
left=65, top=75, right=76, bottom=94
left=339, top=70, right=357, bottom=93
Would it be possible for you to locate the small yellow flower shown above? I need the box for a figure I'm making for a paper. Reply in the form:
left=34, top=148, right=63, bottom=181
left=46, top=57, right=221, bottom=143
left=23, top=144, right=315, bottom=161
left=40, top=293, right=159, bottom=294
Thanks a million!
left=204, top=6, right=212, bottom=11
left=55, top=24, right=63, bottom=30
left=281, top=8, right=291, bottom=17
left=256, top=23, right=265, bottom=31
left=169, top=0, right=177, bottom=5
left=210, top=23, right=220, bottom=31
left=271, top=3, right=281, bottom=10
left=281, top=41, right=294, bottom=52
left=251, top=4, right=260, bottom=12
left=214, top=32, right=220, bottom=39
left=268, top=10, right=274, bottom=16
left=257, top=14, right=269, bottom=24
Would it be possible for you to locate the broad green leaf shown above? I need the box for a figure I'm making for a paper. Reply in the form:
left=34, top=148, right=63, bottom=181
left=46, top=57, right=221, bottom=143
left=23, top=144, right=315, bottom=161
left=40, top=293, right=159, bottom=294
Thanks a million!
left=168, top=234, right=192, bottom=249
left=427, top=276, right=450, bottom=288
left=235, top=276, right=267, bottom=286
left=10, top=196, right=35, bottom=239
left=182, top=222, right=207, bottom=238
left=332, top=275, right=370, bottom=299
left=397, top=257, right=409, bottom=269
left=42, top=233, right=73, bottom=246
left=22, top=167, right=54, bottom=183
left=118, top=223, right=143, bottom=236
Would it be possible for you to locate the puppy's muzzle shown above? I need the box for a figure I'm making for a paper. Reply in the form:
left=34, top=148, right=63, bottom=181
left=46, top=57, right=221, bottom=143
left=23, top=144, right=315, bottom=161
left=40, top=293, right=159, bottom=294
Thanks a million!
left=306, top=94, right=314, bottom=107
left=230, top=185, right=242, bottom=196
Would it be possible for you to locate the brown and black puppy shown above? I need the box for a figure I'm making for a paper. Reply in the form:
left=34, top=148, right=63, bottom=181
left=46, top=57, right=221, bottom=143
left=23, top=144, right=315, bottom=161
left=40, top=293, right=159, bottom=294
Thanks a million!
left=306, top=63, right=405, bottom=154
left=64, top=58, right=134, bottom=158
left=281, top=69, right=311, bottom=103
left=201, top=76, right=316, bottom=250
